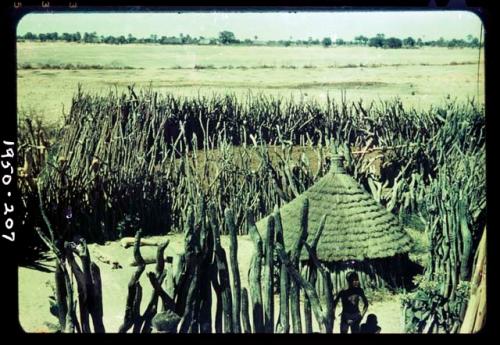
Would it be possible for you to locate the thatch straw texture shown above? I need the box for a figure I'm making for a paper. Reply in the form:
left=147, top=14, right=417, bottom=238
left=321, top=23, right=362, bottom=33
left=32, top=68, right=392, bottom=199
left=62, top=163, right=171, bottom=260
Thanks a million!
left=256, top=155, right=412, bottom=262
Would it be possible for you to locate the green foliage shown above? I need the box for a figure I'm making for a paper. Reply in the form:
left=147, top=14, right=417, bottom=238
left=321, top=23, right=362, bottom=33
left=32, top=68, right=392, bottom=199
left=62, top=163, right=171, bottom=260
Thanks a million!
left=17, top=31, right=482, bottom=48
left=399, top=97, right=485, bottom=333
left=402, top=273, right=470, bottom=333
left=219, top=31, right=237, bottom=45
left=364, top=286, right=393, bottom=303
left=321, top=37, right=332, bottom=47
left=384, top=37, right=403, bottom=49
left=354, top=35, right=369, bottom=45
left=403, top=37, right=416, bottom=47
left=368, top=34, right=385, bottom=48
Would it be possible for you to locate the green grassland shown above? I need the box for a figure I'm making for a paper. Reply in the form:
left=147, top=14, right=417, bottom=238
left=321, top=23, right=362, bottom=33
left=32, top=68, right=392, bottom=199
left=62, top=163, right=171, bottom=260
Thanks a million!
left=17, top=42, right=484, bottom=124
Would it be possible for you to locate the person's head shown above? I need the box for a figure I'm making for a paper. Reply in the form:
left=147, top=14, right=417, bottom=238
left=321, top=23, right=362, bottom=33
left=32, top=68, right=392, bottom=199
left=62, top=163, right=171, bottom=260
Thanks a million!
left=347, top=271, right=360, bottom=288
left=366, top=314, right=378, bottom=326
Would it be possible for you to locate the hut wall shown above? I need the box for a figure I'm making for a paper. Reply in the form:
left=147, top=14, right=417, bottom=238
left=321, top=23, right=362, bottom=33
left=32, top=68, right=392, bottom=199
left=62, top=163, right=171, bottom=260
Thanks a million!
left=320, top=254, right=416, bottom=294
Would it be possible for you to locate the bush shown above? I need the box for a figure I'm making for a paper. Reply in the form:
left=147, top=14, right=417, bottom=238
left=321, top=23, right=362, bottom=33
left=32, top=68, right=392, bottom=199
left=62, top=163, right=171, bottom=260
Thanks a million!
left=384, top=37, right=403, bottom=49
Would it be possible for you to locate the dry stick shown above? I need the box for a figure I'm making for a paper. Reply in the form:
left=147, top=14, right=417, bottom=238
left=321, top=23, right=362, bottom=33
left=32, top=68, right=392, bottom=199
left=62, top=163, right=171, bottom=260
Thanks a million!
left=54, top=262, right=68, bottom=331
left=118, top=230, right=146, bottom=333
left=247, top=210, right=264, bottom=333
left=208, top=206, right=223, bottom=333
left=211, top=263, right=223, bottom=333
left=77, top=240, right=105, bottom=333
left=276, top=243, right=327, bottom=333
left=62, top=261, right=79, bottom=333
left=131, top=284, right=144, bottom=333
left=164, top=258, right=176, bottom=299
left=197, top=272, right=212, bottom=332
left=178, top=207, right=202, bottom=333
left=174, top=207, right=196, bottom=315
left=90, top=262, right=105, bottom=333
left=155, top=241, right=170, bottom=277
left=472, top=266, right=486, bottom=332
left=274, top=207, right=289, bottom=333
left=198, top=199, right=214, bottom=333
left=241, top=288, right=252, bottom=333
left=303, top=291, right=313, bottom=333
left=178, top=265, right=201, bottom=333
left=64, top=244, right=90, bottom=333
left=289, top=198, right=309, bottom=333
left=304, top=243, right=334, bottom=333
left=312, top=214, right=334, bottom=333
left=140, top=241, right=169, bottom=333
left=310, top=214, right=326, bottom=254
left=226, top=208, right=242, bottom=333
left=188, top=261, right=206, bottom=333
left=147, top=272, right=177, bottom=312
left=263, top=216, right=275, bottom=333
left=120, top=237, right=161, bottom=249
left=36, top=189, right=78, bottom=333
left=460, top=229, right=486, bottom=333
left=303, top=214, right=326, bottom=333
left=212, top=208, right=233, bottom=333
left=459, top=202, right=473, bottom=281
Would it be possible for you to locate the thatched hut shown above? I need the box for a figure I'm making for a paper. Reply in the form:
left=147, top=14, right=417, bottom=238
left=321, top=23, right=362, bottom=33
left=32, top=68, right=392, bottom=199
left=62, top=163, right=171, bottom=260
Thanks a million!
left=256, top=153, right=414, bottom=292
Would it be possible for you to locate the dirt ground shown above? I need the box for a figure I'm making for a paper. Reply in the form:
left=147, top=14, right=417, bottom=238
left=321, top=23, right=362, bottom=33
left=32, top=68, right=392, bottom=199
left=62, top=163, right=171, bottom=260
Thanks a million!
left=18, top=233, right=404, bottom=333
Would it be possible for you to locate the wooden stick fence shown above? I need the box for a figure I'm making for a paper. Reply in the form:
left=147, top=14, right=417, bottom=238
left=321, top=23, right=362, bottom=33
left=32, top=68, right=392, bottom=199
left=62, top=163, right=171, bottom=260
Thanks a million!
left=27, top=88, right=485, bottom=250
left=28, top=88, right=486, bottom=334
left=112, top=197, right=336, bottom=333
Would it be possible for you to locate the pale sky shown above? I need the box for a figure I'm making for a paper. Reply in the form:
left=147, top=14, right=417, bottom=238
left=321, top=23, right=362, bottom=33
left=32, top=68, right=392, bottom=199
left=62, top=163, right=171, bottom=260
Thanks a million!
left=17, top=11, right=483, bottom=41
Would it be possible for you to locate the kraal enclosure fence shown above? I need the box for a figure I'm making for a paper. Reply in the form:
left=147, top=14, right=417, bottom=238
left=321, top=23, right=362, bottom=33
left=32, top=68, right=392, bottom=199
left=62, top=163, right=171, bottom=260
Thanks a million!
left=20, top=87, right=486, bottom=333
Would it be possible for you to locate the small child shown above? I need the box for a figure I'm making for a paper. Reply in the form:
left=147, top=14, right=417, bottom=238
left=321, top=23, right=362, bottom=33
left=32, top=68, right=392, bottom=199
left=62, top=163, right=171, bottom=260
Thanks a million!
left=333, top=271, right=369, bottom=334
left=360, top=314, right=381, bottom=334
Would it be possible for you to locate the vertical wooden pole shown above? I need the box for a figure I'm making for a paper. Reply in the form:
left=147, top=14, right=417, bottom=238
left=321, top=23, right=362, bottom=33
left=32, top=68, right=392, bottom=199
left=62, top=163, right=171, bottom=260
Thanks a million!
left=290, top=198, right=309, bottom=333
left=198, top=199, right=213, bottom=333
left=55, top=261, right=68, bottom=331
left=247, top=210, right=264, bottom=333
left=226, top=208, right=241, bottom=333
left=211, top=206, right=233, bottom=333
left=303, top=290, right=313, bottom=333
left=263, top=216, right=275, bottom=333
left=274, top=207, right=290, bottom=334
left=241, top=288, right=252, bottom=333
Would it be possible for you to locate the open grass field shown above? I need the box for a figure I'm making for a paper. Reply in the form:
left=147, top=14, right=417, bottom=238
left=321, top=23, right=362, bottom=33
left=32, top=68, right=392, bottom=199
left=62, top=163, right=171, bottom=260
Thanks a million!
left=17, top=42, right=484, bottom=124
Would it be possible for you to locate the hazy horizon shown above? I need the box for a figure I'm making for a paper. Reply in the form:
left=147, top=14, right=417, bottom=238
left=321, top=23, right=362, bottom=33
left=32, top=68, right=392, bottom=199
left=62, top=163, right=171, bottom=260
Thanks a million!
left=17, top=11, right=483, bottom=41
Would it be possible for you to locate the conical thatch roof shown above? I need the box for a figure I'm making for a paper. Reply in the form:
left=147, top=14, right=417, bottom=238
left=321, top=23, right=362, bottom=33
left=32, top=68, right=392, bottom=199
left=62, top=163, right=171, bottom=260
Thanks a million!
left=256, top=154, right=412, bottom=262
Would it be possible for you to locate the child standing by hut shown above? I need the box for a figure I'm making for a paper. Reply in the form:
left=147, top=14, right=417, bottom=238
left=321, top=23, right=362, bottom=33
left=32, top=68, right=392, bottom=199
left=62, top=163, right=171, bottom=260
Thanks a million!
left=360, top=314, right=381, bottom=333
left=333, top=272, right=369, bottom=333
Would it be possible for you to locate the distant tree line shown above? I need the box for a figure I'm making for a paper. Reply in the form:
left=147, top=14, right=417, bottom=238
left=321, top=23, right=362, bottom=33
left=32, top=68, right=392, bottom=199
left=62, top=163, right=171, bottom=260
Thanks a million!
left=17, top=31, right=483, bottom=48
